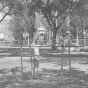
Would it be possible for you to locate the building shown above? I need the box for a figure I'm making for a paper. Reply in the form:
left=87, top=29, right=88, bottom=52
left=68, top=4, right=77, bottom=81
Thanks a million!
left=34, top=12, right=49, bottom=45
left=0, top=14, right=14, bottom=45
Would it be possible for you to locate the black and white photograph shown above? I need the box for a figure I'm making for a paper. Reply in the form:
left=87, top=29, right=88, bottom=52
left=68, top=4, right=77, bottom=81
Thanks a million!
left=0, top=0, right=88, bottom=88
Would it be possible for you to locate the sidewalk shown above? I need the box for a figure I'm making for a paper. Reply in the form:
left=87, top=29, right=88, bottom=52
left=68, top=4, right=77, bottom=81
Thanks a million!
left=48, top=51, right=88, bottom=55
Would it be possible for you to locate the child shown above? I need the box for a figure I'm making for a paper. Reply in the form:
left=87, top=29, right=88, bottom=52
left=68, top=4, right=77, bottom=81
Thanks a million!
left=32, top=44, right=39, bottom=79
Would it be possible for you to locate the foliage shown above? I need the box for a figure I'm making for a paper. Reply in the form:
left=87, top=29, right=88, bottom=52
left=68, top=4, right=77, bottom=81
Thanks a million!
left=0, top=0, right=88, bottom=29
left=9, top=16, right=24, bottom=42
left=0, top=0, right=88, bottom=48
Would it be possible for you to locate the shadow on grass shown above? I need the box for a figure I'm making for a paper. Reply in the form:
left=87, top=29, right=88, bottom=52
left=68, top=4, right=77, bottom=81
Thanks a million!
left=42, top=68, right=88, bottom=87
left=0, top=67, right=88, bottom=88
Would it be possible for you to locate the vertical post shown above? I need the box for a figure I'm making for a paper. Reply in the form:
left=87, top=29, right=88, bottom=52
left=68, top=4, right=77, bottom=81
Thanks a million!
left=56, top=11, right=58, bottom=27
left=61, top=44, right=64, bottom=83
left=30, top=45, right=33, bottom=77
left=68, top=38, right=71, bottom=80
left=55, top=11, right=58, bottom=51
left=20, top=44, right=23, bottom=80
left=6, top=35, right=7, bottom=51
left=77, top=27, right=79, bottom=46
left=83, top=26, right=85, bottom=45
left=28, top=33, right=29, bottom=46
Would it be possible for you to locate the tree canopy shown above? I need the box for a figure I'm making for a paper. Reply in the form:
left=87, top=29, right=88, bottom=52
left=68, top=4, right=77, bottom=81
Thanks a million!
left=0, top=0, right=88, bottom=49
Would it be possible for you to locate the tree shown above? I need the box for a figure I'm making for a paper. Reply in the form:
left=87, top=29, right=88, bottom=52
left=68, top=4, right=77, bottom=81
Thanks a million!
left=22, top=14, right=35, bottom=41
left=9, top=16, right=24, bottom=44
left=0, top=0, right=88, bottom=50
left=9, top=14, right=35, bottom=45
left=0, top=0, right=35, bottom=44
left=27, top=0, right=88, bottom=50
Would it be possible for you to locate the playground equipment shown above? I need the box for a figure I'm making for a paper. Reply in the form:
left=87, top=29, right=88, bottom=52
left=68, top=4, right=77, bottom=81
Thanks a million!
left=60, top=32, right=72, bottom=83
left=20, top=41, right=23, bottom=80
left=19, top=29, right=73, bottom=83
left=30, top=30, right=73, bottom=81
left=59, top=32, right=72, bottom=46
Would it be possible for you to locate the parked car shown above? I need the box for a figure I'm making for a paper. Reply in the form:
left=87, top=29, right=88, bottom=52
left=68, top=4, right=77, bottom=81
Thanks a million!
left=76, top=46, right=88, bottom=52
left=68, top=46, right=88, bottom=52
left=65, top=45, right=88, bottom=52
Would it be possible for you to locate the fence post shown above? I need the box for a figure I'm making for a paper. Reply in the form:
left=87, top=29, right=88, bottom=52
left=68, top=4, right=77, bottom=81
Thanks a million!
left=20, top=45, right=23, bottom=80
left=30, top=45, right=33, bottom=78
left=68, top=44, right=71, bottom=81
left=61, top=45, right=64, bottom=83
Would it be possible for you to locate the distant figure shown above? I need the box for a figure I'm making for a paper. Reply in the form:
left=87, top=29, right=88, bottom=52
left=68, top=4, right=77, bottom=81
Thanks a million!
left=32, top=44, right=39, bottom=79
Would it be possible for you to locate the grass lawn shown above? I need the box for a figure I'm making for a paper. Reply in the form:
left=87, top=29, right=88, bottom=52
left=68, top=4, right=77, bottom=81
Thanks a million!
left=0, top=47, right=88, bottom=87
left=0, top=56, right=88, bottom=88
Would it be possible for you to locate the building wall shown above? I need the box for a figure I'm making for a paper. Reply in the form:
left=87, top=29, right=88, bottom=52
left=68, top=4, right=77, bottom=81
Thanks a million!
left=0, top=14, right=14, bottom=43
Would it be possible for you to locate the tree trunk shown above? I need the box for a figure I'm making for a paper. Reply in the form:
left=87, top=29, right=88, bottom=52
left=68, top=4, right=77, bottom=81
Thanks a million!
left=52, top=30, right=57, bottom=51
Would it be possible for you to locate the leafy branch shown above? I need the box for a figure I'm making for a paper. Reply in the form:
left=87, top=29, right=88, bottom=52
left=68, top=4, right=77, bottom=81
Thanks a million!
left=0, top=8, right=11, bottom=23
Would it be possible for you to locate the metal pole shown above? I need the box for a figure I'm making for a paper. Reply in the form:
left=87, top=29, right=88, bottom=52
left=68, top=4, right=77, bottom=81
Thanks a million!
left=30, top=45, right=33, bottom=78
left=20, top=44, right=23, bottom=80
left=68, top=38, right=71, bottom=80
left=61, top=44, right=64, bottom=83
